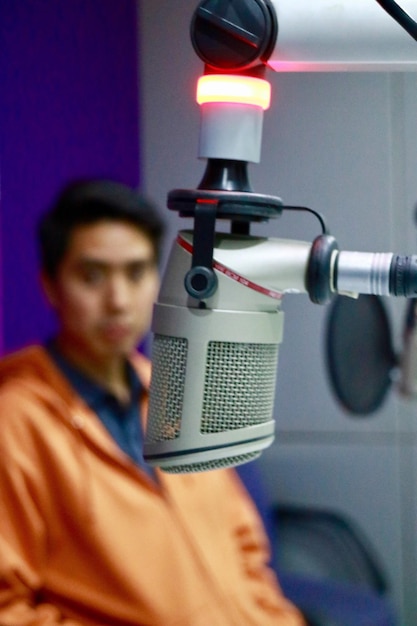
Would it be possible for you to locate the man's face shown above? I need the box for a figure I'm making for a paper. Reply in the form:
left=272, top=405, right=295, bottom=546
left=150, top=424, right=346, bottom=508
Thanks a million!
left=43, top=220, right=160, bottom=368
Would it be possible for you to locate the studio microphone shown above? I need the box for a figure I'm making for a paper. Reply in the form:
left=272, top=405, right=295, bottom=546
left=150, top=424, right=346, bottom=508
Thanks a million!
left=143, top=1, right=417, bottom=474
left=144, top=230, right=417, bottom=473
left=143, top=232, right=291, bottom=474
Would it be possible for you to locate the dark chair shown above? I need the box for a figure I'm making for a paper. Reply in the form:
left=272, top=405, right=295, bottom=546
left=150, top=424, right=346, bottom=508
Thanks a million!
left=237, top=462, right=398, bottom=626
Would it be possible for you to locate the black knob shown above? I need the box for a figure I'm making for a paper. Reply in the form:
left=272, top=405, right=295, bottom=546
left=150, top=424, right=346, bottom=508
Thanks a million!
left=307, top=234, right=339, bottom=305
left=190, top=0, right=278, bottom=72
left=185, top=266, right=218, bottom=300
left=390, top=255, right=417, bottom=297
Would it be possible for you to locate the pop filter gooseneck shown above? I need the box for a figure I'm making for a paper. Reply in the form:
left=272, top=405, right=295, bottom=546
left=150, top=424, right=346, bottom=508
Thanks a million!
left=375, top=0, right=417, bottom=42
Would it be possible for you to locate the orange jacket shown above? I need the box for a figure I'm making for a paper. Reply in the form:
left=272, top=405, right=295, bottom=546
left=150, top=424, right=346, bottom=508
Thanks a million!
left=0, top=346, right=304, bottom=626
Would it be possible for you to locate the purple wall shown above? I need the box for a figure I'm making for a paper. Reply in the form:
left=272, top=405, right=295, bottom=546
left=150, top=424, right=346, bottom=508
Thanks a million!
left=0, top=0, right=141, bottom=354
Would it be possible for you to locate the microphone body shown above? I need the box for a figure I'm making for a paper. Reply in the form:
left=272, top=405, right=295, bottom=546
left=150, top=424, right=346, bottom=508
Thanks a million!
left=144, top=232, right=288, bottom=473
left=144, top=230, right=417, bottom=473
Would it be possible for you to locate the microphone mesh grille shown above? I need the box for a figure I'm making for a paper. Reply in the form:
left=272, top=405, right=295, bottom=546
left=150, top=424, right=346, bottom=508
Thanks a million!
left=146, top=336, right=278, bottom=473
left=202, top=341, right=278, bottom=433
left=162, top=451, right=262, bottom=474
left=146, top=334, right=188, bottom=443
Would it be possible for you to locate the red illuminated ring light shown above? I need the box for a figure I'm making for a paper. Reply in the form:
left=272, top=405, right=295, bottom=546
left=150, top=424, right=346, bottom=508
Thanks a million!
left=196, top=74, right=271, bottom=110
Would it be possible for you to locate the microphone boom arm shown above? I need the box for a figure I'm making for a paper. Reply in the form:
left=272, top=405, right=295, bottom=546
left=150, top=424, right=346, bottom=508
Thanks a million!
left=163, top=231, right=417, bottom=313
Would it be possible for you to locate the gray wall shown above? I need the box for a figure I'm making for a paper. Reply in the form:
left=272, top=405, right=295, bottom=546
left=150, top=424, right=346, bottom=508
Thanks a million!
left=139, top=3, right=417, bottom=622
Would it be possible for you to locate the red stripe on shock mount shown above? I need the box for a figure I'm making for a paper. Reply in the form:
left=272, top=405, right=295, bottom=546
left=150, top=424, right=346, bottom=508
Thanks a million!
left=177, top=234, right=283, bottom=301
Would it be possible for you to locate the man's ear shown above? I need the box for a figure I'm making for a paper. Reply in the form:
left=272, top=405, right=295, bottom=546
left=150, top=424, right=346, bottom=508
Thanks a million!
left=40, top=272, right=58, bottom=308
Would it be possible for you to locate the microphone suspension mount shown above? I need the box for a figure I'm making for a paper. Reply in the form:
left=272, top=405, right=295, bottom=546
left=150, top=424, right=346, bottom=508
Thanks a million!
left=168, top=156, right=283, bottom=300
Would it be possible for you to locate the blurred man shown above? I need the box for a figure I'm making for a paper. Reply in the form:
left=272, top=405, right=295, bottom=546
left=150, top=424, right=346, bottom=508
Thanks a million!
left=0, top=179, right=305, bottom=625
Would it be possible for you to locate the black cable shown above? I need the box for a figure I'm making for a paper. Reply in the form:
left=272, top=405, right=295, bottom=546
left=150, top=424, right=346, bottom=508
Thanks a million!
left=375, top=0, right=417, bottom=42
left=281, top=205, right=329, bottom=235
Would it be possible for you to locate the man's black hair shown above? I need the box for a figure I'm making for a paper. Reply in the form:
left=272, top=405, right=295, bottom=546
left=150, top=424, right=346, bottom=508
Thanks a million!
left=38, top=179, right=165, bottom=278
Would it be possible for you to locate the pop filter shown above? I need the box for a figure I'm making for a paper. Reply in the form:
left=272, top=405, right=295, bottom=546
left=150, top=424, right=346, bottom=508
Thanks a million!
left=325, top=294, right=397, bottom=415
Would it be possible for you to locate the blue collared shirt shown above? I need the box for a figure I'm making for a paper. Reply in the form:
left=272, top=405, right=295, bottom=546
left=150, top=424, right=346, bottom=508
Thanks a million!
left=46, top=341, right=153, bottom=475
